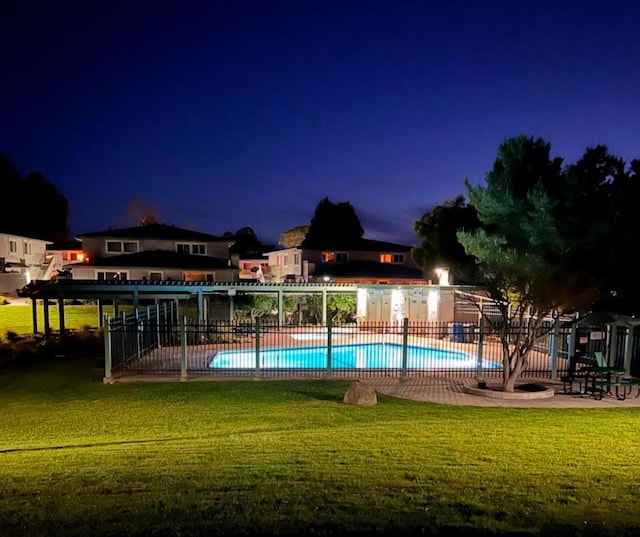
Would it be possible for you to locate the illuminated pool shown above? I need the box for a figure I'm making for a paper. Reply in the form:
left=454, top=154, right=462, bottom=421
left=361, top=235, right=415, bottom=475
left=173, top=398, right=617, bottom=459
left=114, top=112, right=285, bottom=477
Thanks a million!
left=209, top=343, right=500, bottom=370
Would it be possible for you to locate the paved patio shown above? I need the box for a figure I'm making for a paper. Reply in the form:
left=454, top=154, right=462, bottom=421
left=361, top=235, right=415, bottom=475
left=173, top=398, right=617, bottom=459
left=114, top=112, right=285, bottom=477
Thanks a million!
left=366, top=377, right=640, bottom=408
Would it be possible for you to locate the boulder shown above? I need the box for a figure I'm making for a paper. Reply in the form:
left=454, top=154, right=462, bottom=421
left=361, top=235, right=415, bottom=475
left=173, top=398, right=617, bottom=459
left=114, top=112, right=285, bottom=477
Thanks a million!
left=343, top=380, right=377, bottom=406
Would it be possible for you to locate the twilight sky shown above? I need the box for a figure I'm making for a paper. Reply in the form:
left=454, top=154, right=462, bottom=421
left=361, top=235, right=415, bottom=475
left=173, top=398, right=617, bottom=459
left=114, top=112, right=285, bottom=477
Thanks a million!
left=2, top=1, right=640, bottom=246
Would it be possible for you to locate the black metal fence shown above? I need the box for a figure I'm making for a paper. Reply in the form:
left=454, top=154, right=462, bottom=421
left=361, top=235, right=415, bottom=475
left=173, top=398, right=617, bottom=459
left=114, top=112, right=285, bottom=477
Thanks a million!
left=105, top=314, right=583, bottom=381
left=105, top=302, right=178, bottom=378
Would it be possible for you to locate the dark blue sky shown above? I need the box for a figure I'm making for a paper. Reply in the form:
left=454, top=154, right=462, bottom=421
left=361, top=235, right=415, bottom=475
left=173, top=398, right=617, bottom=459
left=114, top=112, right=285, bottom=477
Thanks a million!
left=2, top=1, right=640, bottom=245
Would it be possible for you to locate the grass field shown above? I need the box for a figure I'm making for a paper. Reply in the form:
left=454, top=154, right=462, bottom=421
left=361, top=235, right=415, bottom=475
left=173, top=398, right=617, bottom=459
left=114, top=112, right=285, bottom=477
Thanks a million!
left=1, top=358, right=640, bottom=536
left=0, top=304, right=115, bottom=336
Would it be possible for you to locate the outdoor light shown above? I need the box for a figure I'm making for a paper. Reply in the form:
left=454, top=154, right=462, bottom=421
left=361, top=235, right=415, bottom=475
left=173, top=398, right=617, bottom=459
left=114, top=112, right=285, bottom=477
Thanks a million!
left=323, top=275, right=331, bottom=282
left=434, top=267, right=450, bottom=286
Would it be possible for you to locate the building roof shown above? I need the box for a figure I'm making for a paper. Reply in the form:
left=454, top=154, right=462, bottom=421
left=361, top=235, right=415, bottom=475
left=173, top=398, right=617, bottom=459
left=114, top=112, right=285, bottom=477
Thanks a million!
left=46, top=239, right=83, bottom=251
left=0, top=231, right=52, bottom=243
left=74, top=250, right=236, bottom=270
left=266, top=238, right=413, bottom=255
left=75, top=223, right=230, bottom=242
left=313, top=260, right=424, bottom=279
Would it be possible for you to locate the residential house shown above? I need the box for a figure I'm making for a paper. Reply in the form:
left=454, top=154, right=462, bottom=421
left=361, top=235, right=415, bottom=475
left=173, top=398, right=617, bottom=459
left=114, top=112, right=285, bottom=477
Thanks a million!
left=0, top=232, right=52, bottom=292
left=46, top=239, right=89, bottom=274
left=264, top=238, right=428, bottom=285
left=69, top=223, right=238, bottom=281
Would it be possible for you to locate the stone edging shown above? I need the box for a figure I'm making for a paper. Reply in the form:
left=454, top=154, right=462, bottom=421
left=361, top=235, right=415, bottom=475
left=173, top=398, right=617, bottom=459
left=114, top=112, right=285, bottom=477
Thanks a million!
left=462, top=383, right=555, bottom=400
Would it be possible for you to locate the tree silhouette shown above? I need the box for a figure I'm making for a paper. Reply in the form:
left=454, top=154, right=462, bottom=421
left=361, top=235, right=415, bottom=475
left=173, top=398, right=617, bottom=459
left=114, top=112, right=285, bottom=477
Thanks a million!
left=0, top=155, right=69, bottom=241
left=301, top=197, right=364, bottom=249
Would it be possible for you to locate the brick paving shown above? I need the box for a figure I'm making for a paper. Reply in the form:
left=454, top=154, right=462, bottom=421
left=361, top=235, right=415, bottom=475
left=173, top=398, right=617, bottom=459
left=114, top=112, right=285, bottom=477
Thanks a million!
left=367, top=377, right=640, bottom=408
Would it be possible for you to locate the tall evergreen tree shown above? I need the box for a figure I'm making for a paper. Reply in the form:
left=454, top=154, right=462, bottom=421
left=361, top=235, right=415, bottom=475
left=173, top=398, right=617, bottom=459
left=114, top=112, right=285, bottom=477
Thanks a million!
left=301, top=197, right=364, bottom=249
left=451, top=136, right=620, bottom=391
left=0, top=155, right=69, bottom=241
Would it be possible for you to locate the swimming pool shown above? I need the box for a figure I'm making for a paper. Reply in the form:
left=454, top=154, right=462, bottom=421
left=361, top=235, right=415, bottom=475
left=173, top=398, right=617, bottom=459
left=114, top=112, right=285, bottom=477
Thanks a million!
left=209, top=343, right=500, bottom=370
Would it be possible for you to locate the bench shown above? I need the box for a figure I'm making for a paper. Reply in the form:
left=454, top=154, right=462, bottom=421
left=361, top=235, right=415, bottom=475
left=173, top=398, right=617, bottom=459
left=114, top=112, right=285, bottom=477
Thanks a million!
left=593, top=380, right=626, bottom=400
left=560, top=356, right=597, bottom=395
left=621, top=378, right=640, bottom=399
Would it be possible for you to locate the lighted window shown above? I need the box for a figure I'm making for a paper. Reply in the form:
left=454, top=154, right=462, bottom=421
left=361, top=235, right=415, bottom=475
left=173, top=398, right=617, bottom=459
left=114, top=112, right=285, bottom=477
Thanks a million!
left=69, top=252, right=78, bottom=261
left=97, top=271, right=127, bottom=280
left=380, top=254, right=392, bottom=263
left=322, top=252, right=335, bottom=262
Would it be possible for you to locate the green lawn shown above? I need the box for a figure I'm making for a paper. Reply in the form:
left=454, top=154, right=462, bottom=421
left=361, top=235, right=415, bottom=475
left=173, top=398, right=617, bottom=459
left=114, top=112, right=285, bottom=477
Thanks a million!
left=1, top=359, right=639, bottom=537
left=0, top=304, right=116, bottom=336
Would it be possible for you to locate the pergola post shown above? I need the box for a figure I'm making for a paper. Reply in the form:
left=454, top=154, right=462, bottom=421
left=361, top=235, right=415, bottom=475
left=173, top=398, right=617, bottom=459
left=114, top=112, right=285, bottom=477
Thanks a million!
left=43, top=297, right=51, bottom=339
left=277, top=289, right=284, bottom=327
left=197, top=290, right=204, bottom=324
left=58, top=289, right=66, bottom=337
left=31, top=298, right=38, bottom=334
left=322, top=289, right=327, bottom=325
left=98, top=299, right=104, bottom=327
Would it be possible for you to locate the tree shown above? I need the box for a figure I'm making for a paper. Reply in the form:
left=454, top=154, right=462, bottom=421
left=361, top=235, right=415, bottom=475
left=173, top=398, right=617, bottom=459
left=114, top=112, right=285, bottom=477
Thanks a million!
left=124, top=196, right=160, bottom=226
left=456, top=136, right=619, bottom=392
left=234, top=294, right=277, bottom=322
left=0, top=155, right=70, bottom=241
left=412, top=196, right=480, bottom=284
left=301, top=197, right=364, bottom=248
left=229, top=227, right=274, bottom=257
left=327, top=294, right=357, bottom=324
left=278, top=225, right=309, bottom=248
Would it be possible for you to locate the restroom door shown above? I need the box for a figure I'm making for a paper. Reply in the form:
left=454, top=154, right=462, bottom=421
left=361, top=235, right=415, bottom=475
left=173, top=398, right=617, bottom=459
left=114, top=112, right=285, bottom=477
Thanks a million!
left=408, top=297, right=429, bottom=321
left=380, top=295, right=391, bottom=323
left=367, top=296, right=381, bottom=322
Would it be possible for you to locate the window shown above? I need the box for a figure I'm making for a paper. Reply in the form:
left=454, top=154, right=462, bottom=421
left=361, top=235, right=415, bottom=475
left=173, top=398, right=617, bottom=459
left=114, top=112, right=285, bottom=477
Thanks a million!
left=149, top=271, right=163, bottom=281
left=322, top=251, right=335, bottom=262
left=294, top=253, right=300, bottom=265
left=69, top=252, right=78, bottom=261
left=336, top=252, right=348, bottom=263
left=283, top=255, right=289, bottom=267
left=393, top=254, right=405, bottom=263
left=96, top=271, right=128, bottom=280
left=176, top=243, right=205, bottom=254
left=380, top=253, right=392, bottom=263
left=9, top=240, right=17, bottom=253
left=107, top=241, right=137, bottom=254
left=24, top=243, right=31, bottom=255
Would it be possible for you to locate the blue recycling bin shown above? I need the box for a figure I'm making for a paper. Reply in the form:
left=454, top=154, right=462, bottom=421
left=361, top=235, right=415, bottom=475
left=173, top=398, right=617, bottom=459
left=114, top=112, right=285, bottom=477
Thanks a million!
left=451, top=322, right=464, bottom=342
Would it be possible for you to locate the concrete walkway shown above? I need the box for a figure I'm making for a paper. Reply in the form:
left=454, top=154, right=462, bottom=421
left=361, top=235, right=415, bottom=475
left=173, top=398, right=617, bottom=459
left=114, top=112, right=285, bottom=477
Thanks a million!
left=367, top=377, right=640, bottom=408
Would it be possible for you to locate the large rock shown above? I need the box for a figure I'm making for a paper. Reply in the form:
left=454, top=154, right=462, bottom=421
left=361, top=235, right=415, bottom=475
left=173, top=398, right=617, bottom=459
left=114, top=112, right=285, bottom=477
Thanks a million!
left=343, top=380, right=377, bottom=406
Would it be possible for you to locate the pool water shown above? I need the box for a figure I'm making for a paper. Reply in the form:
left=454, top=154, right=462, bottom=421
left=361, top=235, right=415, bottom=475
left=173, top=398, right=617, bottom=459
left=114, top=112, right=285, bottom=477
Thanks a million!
left=209, top=343, right=500, bottom=370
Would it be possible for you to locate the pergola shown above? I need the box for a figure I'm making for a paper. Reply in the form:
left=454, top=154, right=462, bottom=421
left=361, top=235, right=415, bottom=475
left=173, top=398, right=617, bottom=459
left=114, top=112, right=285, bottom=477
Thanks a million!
left=18, top=279, right=361, bottom=336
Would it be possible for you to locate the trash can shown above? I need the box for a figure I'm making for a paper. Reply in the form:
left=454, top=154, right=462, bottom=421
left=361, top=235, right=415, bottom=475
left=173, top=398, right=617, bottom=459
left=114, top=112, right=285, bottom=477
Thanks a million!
left=451, top=322, right=464, bottom=343
left=462, top=323, right=476, bottom=343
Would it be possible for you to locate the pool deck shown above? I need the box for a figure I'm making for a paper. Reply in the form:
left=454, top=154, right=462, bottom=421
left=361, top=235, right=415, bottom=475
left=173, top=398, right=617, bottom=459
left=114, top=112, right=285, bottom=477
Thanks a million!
left=366, top=377, right=640, bottom=408
left=111, top=371, right=640, bottom=408
left=112, top=327, right=640, bottom=408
